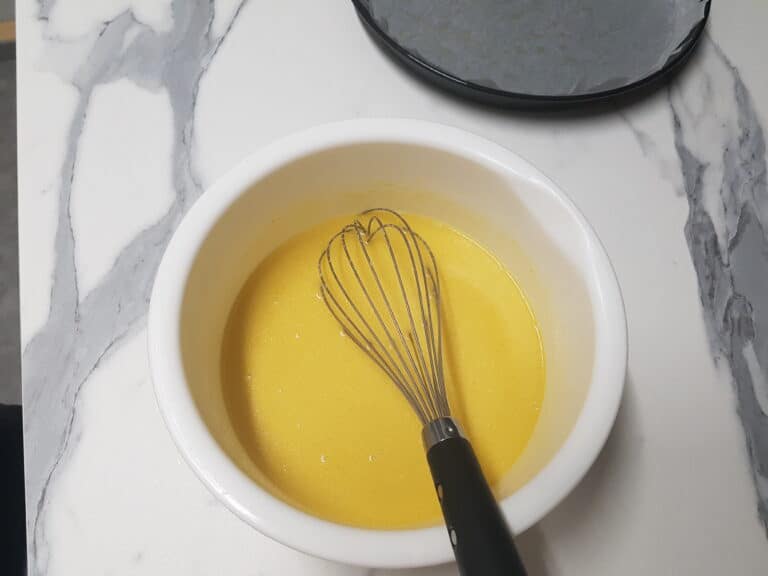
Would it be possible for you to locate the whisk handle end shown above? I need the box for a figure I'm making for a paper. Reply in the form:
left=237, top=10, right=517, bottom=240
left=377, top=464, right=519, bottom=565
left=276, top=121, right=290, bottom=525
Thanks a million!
left=426, top=433, right=527, bottom=576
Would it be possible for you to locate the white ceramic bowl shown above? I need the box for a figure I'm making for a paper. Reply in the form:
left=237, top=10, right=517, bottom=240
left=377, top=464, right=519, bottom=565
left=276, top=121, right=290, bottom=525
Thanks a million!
left=149, top=119, right=626, bottom=569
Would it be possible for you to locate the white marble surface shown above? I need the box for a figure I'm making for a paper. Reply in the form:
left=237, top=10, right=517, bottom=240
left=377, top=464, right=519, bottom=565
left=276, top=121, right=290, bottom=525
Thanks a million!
left=17, top=1, right=768, bottom=574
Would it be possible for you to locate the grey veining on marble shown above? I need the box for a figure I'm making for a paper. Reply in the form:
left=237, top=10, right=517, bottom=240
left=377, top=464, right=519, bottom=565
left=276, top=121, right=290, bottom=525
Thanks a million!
left=670, top=37, right=768, bottom=531
left=23, top=2, right=247, bottom=574
left=0, top=58, right=20, bottom=407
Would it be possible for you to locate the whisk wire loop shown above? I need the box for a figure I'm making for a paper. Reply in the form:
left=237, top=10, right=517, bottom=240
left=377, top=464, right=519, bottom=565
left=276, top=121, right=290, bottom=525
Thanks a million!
left=318, top=209, right=451, bottom=425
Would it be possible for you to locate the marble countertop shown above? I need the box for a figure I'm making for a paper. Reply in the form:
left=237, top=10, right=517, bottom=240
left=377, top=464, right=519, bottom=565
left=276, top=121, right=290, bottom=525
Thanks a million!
left=17, top=1, right=768, bottom=574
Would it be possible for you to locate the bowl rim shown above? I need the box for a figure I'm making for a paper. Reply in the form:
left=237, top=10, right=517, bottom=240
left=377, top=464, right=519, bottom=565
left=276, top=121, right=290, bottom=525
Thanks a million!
left=148, top=118, right=627, bottom=568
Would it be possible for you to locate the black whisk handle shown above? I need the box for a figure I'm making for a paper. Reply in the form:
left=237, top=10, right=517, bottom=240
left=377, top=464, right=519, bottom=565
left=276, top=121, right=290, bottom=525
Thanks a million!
left=426, top=435, right=528, bottom=576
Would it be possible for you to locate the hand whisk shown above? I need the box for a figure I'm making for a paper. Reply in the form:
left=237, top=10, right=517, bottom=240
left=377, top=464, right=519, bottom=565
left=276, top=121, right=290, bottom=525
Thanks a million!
left=319, top=208, right=527, bottom=576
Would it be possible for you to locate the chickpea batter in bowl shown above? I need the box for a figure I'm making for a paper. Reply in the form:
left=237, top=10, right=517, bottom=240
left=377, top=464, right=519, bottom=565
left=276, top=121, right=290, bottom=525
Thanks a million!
left=221, top=213, right=545, bottom=528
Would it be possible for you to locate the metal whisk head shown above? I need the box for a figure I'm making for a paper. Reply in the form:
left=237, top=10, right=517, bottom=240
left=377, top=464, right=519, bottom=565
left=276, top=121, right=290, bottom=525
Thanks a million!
left=318, top=208, right=451, bottom=426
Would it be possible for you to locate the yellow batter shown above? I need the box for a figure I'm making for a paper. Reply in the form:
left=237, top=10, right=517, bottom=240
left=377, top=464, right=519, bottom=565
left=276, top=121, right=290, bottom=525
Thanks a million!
left=221, top=213, right=545, bottom=529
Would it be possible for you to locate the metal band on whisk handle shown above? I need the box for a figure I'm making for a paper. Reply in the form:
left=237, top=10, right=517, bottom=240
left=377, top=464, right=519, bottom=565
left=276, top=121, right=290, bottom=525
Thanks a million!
left=319, top=209, right=527, bottom=576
